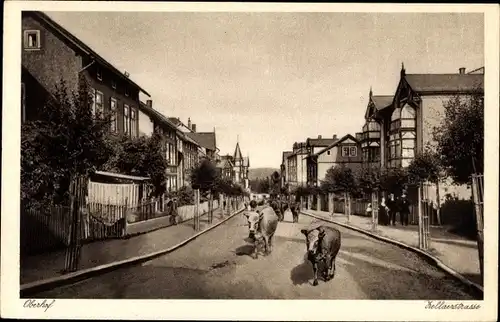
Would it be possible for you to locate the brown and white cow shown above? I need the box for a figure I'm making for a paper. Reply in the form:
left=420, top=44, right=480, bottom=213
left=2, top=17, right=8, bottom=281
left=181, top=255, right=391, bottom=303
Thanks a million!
left=243, top=206, right=279, bottom=259
left=301, top=225, right=341, bottom=286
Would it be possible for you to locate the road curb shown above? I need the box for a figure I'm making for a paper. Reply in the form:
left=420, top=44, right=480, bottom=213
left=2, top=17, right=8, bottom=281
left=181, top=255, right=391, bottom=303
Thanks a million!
left=20, top=208, right=245, bottom=297
left=301, top=211, right=484, bottom=297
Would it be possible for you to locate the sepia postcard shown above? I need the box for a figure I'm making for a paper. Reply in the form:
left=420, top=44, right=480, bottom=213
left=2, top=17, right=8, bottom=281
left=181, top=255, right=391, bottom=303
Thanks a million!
left=1, top=1, right=499, bottom=321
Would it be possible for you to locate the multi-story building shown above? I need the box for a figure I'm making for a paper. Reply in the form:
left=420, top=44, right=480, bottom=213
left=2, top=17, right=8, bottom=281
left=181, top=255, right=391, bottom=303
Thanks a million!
left=138, top=100, right=181, bottom=192
left=22, top=11, right=150, bottom=140
left=360, top=89, right=393, bottom=168
left=305, top=135, right=338, bottom=187
left=167, top=117, right=219, bottom=162
left=280, top=151, right=293, bottom=189
left=287, top=142, right=308, bottom=187
left=216, top=142, right=250, bottom=189
left=367, top=64, right=484, bottom=200
left=306, top=134, right=362, bottom=187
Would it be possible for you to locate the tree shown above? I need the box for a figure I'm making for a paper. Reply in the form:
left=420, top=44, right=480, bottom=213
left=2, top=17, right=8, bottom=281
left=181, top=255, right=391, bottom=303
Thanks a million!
left=270, top=171, right=281, bottom=197
left=356, top=166, right=382, bottom=195
left=433, top=89, right=484, bottom=184
left=105, top=132, right=169, bottom=197
left=407, top=149, right=442, bottom=185
left=379, top=167, right=409, bottom=195
left=189, top=158, right=219, bottom=192
left=321, top=166, right=357, bottom=195
left=321, top=166, right=358, bottom=221
left=21, top=77, right=114, bottom=208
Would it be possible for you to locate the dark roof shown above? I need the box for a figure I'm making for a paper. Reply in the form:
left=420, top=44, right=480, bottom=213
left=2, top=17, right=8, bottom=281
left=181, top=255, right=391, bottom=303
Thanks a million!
left=306, top=138, right=337, bottom=147
left=234, top=142, right=243, bottom=159
left=313, top=134, right=358, bottom=157
left=186, top=132, right=217, bottom=151
left=29, top=11, right=151, bottom=97
left=282, top=151, right=293, bottom=160
left=371, top=95, right=393, bottom=110
left=139, top=102, right=178, bottom=131
left=405, top=74, right=484, bottom=93
left=167, top=117, right=182, bottom=126
left=138, top=102, right=199, bottom=146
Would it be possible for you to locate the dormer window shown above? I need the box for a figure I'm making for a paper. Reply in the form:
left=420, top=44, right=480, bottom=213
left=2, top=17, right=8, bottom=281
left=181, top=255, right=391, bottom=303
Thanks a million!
left=111, top=80, right=117, bottom=89
left=23, top=30, right=41, bottom=50
left=96, top=67, right=102, bottom=81
left=125, top=87, right=130, bottom=97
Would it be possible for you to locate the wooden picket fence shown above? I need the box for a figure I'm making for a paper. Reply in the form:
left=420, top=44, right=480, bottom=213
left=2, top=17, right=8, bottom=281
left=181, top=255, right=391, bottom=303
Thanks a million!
left=20, top=204, right=72, bottom=256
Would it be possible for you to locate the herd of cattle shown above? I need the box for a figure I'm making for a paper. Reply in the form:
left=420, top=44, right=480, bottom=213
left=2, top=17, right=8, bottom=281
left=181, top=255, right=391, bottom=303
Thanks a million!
left=242, top=199, right=342, bottom=286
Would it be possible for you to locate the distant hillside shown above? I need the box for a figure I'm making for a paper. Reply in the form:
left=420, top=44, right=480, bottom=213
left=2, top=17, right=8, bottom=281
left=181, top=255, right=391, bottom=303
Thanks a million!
left=248, top=168, right=280, bottom=180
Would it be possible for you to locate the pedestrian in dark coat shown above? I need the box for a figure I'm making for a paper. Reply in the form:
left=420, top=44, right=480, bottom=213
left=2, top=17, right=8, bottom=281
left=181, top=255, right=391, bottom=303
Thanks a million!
left=379, top=197, right=389, bottom=225
left=386, top=193, right=397, bottom=226
left=399, top=193, right=411, bottom=226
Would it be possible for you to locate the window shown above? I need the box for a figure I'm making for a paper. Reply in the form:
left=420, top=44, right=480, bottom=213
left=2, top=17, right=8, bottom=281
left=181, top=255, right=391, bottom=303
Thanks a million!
left=327, top=150, right=331, bottom=155
left=97, top=67, right=103, bottom=81
left=342, top=146, right=357, bottom=157
left=130, top=108, right=137, bottom=137
left=125, top=87, right=130, bottom=97
left=23, top=30, right=41, bottom=50
left=124, top=104, right=130, bottom=135
left=111, top=80, right=117, bottom=89
left=401, top=104, right=416, bottom=128
left=21, top=83, right=26, bottom=123
left=94, top=90, right=104, bottom=115
left=110, top=98, right=118, bottom=132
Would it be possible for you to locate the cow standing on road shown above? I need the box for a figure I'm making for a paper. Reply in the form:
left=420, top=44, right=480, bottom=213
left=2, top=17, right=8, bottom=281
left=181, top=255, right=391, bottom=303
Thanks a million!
left=244, top=206, right=279, bottom=259
left=301, top=225, right=342, bottom=286
left=270, top=200, right=284, bottom=222
left=290, top=201, right=300, bottom=223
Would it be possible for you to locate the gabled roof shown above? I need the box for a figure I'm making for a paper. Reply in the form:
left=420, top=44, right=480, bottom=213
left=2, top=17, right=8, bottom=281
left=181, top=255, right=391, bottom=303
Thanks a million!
left=186, top=132, right=217, bottom=151
left=282, top=151, right=293, bottom=162
left=234, top=142, right=243, bottom=159
left=139, top=102, right=178, bottom=132
left=138, top=102, right=199, bottom=146
left=28, top=11, right=150, bottom=97
left=167, top=117, right=182, bottom=127
left=404, top=74, right=484, bottom=93
left=312, top=134, right=359, bottom=157
left=365, top=94, right=394, bottom=119
left=306, top=138, right=337, bottom=147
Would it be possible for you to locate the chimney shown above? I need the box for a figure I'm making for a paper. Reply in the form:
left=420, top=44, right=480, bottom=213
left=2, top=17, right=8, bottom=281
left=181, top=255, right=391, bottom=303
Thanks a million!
left=459, top=67, right=466, bottom=74
left=192, top=124, right=196, bottom=132
left=332, top=134, right=337, bottom=140
left=318, top=135, right=322, bottom=139
left=146, top=99, right=152, bottom=108
left=187, top=117, right=192, bottom=129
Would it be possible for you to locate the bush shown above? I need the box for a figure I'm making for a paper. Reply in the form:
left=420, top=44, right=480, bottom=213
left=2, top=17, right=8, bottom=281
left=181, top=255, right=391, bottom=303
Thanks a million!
left=441, top=199, right=476, bottom=239
left=21, top=77, right=114, bottom=208
left=171, top=186, right=194, bottom=207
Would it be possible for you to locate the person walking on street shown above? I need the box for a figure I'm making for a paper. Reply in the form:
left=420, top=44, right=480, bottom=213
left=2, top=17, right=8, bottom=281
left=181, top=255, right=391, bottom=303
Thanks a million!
left=399, top=192, right=411, bottom=226
left=379, top=197, right=389, bottom=226
left=386, top=193, right=397, bottom=226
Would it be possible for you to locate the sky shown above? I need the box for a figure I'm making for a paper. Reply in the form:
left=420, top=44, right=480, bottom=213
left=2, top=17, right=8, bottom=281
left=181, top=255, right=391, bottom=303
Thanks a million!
left=45, top=11, right=484, bottom=168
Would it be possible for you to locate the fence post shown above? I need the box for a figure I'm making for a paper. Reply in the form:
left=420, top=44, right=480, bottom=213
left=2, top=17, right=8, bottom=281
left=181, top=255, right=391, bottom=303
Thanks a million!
left=328, top=193, right=333, bottom=214
left=64, top=176, right=85, bottom=273
left=316, top=194, right=321, bottom=212
left=123, top=197, right=128, bottom=237
left=346, top=192, right=351, bottom=224
left=371, top=190, right=379, bottom=232
left=194, top=189, right=200, bottom=231
left=472, top=174, right=484, bottom=281
left=209, top=191, right=213, bottom=224
left=418, top=183, right=423, bottom=249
